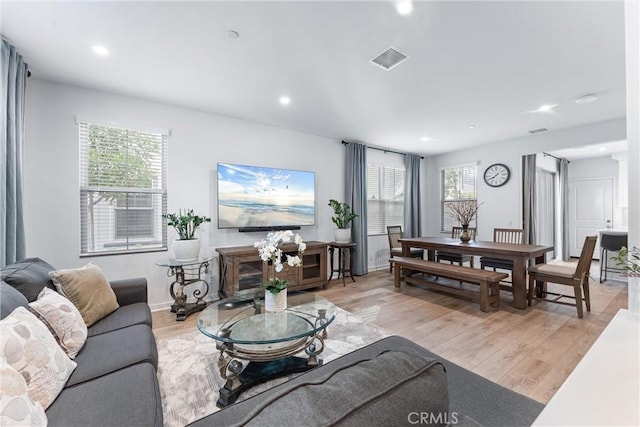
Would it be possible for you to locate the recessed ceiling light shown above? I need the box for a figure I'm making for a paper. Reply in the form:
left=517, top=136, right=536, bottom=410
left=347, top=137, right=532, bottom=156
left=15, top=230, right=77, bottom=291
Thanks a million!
left=228, top=30, right=239, bottom=39
left=420, top=136, right=435, bottom=142
left=395, top=1, right=414, bottom=15
left=598, top=147, right=607, bottom=152
left=91, top=45, right=109, bottom=56
left=534, top=104, right=557, bottom=113
left=576, top=93, right=599, bottom=104
left=279, top=96, right=291, bottom=106
left=468, top=125, right=476, bottom=129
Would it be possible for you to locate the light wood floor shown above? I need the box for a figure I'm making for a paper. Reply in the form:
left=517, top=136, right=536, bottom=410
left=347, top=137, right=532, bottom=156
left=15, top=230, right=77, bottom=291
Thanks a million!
left=152, top=264, right=628, bottom=405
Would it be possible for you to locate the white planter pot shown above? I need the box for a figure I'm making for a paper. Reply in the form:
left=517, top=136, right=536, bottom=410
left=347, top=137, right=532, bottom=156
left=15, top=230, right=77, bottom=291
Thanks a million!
left=173, top=238, right=201, bottom=261
left=334, top=228, right=351, bottom=243
left=264, top=288, right=287, bottom=312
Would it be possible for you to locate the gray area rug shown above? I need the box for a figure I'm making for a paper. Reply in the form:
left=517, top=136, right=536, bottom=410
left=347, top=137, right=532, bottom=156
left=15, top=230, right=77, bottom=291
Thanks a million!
left=157, top=307, right=389, bottom=427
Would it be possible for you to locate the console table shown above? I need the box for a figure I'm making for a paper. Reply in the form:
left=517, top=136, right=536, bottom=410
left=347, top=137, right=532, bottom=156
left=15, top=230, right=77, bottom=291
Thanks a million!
left=216, top=241, right=328, bottom=298
left=156, top=257, right=212, bottom=321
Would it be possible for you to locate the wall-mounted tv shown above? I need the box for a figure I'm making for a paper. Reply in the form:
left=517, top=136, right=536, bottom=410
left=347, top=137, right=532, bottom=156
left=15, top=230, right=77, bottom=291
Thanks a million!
left=217, top=162, right=316, bottom=231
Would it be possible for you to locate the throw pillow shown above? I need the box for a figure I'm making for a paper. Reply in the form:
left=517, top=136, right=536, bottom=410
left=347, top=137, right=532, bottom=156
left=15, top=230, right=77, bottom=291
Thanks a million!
left=49, top=263, right=119, bottom=327
left=0, top=258, right=57, bottom=302
left=0, top=365, right=47, bottom=427
left=28, top=288, right=88, bottom=359
left=0, top=307, right=77, bottom=410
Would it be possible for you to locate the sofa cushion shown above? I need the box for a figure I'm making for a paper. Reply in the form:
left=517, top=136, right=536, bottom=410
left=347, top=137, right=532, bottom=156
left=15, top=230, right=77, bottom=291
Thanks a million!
left=28, top=288, right=88, bottom=359
left=1, top=280, right=29, bottom=319
left=0, top=365, right=47, bottom=427
left=49, top=263, right=119, bottom=327
left=0, top=307, right=77, bottom=410
left=0, top=258, right=57, bottom=302
left=45, top=362, right=163, bottom=427
left=88, top=302, right=152, bottom=337
left=66, top=324, right=158, bottom=387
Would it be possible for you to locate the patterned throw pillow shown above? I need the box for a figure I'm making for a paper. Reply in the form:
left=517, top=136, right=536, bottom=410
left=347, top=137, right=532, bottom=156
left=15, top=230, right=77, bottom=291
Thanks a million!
left=0, top=307, right=77, bottom=410
left=0, top=365, right=47, bottom=426
left=49, top=263, right=119, bottom=327
left=28, top=288, right=88, bottom=359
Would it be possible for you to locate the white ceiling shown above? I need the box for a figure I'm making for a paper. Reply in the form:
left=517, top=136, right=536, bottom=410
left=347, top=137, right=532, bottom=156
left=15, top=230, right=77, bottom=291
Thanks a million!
left=1, top=1, right=627, bottom=156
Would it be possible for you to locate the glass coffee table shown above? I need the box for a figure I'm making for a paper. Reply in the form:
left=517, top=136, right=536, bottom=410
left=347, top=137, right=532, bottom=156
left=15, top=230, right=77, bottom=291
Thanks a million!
left=197, top=292, right=337, bottom=407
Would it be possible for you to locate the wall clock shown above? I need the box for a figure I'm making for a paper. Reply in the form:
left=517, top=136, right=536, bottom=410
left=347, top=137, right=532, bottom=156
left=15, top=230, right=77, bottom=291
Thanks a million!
left=483, top=163, right=510, bottom=187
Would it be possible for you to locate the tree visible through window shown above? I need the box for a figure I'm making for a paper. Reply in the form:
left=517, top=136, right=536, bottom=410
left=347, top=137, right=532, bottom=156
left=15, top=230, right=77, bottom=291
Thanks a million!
left=441, top=164, right=477, bottom=231
left=79, top=122, right=167, bottom=255
left=367, top=164, right=405, bottom=235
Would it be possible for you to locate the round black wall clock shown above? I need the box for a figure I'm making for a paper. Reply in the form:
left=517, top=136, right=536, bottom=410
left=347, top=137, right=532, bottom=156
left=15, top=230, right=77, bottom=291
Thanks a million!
left=483, top=163, right=510, bottom=187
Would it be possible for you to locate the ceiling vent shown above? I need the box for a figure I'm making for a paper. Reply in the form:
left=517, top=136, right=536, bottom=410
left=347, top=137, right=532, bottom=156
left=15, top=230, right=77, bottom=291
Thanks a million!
left=528, top=128, right=549, bottom=135
left=371, top=48, right=408, bottom=70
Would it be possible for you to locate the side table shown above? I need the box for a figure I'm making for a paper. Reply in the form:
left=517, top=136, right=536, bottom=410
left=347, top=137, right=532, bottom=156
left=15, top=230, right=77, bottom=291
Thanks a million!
left=327, top=242, right=356, bottom=287
left=156, top=257, right=213, bottom=321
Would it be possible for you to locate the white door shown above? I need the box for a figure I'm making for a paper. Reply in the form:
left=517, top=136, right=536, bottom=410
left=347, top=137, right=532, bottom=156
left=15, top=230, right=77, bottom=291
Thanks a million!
left=569, top=177, right=613, bottom=258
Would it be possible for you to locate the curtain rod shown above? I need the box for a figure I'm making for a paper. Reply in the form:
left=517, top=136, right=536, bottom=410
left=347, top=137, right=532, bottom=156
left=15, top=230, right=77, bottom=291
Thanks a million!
left=341, top=141, right=424, bottom=159
left=542, top=152, right=569, bottom=163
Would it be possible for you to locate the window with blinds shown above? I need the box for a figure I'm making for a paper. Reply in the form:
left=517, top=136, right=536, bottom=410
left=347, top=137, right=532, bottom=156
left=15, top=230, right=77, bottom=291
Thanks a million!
left=441, top=164, right=477, bottom=232
left=367, top=164, right=405, bottom=235
left=79, top=122, right=167, bottom=255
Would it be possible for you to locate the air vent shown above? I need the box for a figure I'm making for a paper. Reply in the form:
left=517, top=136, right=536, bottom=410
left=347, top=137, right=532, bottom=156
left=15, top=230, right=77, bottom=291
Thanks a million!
left=371, top=48, right=408, bottom=70
left=528, top=128, right=549, bottom=135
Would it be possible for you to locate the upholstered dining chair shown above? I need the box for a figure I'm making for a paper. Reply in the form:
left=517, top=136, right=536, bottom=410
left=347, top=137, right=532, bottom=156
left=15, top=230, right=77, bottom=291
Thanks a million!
left=436, top=227, right=477, bottom=268
left=599, top=233, right=627, bottom=283
left=527, top=235, right=597, bottom=318
left=480, top=228, right=524, bottom=273
left=387, top=226, right=424, bottom=273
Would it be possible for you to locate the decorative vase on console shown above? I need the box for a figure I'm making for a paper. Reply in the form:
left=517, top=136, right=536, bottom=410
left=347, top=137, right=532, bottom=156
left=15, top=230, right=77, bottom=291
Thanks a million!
left=254, top=230, right=306, bottom=312
left=163, top=209, right=211, bottom=261
left=445, top=200, right=482, bottom=243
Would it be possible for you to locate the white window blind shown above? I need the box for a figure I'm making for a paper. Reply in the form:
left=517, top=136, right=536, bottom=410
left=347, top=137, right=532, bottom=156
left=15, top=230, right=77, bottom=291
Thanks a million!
left=79, top=122, right=167, bottom=255
left=441, top=164, right=477, bottom=232
left=367, top=164, right=405, bottom=235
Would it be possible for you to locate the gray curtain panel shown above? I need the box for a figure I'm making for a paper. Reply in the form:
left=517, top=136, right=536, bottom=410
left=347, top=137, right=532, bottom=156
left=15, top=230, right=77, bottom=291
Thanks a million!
left=559, top=158, right=570, bottom=260
left=344, top=142, right=368, bottom=275
left=1, top=40, right=28, bottom=267
left=522, top=154, right=537, bottom=245
left=403, top=154, right=421, bottom=237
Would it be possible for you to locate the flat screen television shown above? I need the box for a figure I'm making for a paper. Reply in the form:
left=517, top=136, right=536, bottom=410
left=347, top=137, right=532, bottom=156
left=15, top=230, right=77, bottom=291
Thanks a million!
left=217, top=162, right=316, bottom=231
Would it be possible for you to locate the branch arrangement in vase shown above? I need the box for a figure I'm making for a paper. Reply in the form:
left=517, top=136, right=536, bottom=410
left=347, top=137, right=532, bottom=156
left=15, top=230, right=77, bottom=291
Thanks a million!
left=254, top=230, right=306, bottom=294
left=446, top=200, right=482, bottom=226
left=163, top=209, right=211, bottom=240
left=328, top=199, right=358, bottom=229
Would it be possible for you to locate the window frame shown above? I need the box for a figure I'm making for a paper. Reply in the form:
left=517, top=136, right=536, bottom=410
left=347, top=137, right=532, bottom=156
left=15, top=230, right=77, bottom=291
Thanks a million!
left=78, top=120, right=168, bottom=256
left=367, top=163, right=405, bottom=236
left=440, top=163, right=478, bottom=232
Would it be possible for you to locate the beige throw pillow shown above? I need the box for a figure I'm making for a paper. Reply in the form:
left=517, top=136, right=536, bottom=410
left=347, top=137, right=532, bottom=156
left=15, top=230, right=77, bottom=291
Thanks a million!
left=49, top=263, right=119, bottom=327
left=29, top=288, right=88, bottom=359
left=0, top=365, right=47, bottom=426
left=0, top=307, right=77, bottom=410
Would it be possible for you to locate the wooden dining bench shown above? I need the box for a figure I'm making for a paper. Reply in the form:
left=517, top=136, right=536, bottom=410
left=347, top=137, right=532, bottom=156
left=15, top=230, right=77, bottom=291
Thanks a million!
left=390, top=256, right=508, bottom=312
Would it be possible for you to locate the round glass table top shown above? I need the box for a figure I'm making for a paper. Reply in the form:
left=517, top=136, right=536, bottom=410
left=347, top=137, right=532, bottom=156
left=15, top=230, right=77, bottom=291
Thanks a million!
left=197, top=292, right=336, bottom=345
left=155, top=256, right=213, bottom=268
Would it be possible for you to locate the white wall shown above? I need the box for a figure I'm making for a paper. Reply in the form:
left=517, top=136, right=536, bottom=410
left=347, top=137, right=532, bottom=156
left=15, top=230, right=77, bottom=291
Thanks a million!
left=424, top=119, right=627, bottom=241
left=23, top=79, right=343, bottom=309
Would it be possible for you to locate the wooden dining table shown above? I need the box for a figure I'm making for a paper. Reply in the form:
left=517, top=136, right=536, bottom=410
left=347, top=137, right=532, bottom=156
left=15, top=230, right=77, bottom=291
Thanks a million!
left=399, top=237, right=554, bottom=309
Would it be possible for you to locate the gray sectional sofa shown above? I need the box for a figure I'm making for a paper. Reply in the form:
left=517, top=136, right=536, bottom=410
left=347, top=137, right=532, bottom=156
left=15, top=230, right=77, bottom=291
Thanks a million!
left=190, top=335, right=544, bottom=427
left=1, top=258, right=162, bottom=427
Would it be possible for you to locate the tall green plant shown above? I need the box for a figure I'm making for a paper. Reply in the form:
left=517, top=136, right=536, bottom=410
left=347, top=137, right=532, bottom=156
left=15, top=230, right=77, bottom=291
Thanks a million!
left=328, top=199, right=358, bottom=229
left=612, top=246, right=640, bottom=276
left=163, top=209, right=211, bottom=240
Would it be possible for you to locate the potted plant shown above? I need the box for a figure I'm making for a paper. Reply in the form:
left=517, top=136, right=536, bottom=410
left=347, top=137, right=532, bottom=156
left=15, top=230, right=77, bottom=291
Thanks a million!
left=328, top=199, right=358, bottom=243
left=612, top=246, right=640, bottom=277
left=254, top=230, right=306, bottom=312
left=163, top=209, right=211, bottom=261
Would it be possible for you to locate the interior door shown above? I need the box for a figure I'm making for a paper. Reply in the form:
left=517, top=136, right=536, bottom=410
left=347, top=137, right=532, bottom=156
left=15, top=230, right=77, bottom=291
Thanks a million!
left=569, top=177, right=613, bottom=258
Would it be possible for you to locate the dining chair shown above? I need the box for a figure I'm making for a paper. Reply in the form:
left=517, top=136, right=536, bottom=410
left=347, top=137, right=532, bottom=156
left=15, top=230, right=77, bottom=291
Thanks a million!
left=599, top=233, right=627, bottom=283
left=480, top=228, right=524, bottom=273
left=436, top=227, right=477, bottom=268
left=387, top=226, right=424, bottom=273
left=527, top=235, right=597, bottom=318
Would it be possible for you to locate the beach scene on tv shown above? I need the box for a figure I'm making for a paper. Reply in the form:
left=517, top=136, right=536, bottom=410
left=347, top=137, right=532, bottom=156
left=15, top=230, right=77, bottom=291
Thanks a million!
left=218, top=163, right=316, bottom=228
